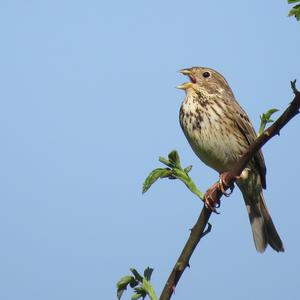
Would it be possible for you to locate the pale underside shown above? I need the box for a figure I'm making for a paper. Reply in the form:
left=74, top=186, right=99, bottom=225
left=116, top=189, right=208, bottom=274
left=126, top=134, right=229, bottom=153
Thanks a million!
left=180, top=94, right=249, bottom=172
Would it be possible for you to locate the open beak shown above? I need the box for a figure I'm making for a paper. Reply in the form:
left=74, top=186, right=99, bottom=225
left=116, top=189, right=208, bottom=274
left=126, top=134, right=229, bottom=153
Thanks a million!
left=179, top=69, right=192, bottom=75
left=177, top=69, right=196, bottom=90
left=176, top=82, right=193, bottom=90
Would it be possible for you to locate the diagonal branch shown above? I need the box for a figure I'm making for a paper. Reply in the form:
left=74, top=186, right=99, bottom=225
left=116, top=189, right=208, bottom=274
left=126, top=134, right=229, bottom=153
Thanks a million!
left=219, top=80, right=300, bottom=199
left=159, top=80, right=300, bottom=300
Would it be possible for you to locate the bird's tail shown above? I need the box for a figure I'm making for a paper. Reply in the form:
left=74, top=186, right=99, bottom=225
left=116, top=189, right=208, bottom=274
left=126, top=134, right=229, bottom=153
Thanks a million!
left=237, top=180, right=284, bottom=253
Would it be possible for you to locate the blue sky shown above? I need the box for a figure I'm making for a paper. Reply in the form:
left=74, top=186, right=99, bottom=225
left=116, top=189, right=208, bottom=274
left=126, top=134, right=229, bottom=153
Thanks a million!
left=1, top=1, right=300, bottom=299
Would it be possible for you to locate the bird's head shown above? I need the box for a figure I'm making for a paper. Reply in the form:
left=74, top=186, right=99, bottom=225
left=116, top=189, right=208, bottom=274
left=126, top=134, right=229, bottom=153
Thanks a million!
left=177, top=66, right=231, bottom=97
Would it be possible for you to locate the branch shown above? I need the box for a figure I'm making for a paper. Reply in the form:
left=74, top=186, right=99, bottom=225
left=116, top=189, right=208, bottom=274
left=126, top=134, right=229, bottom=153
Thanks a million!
left=159, top=80, right=300, bottom=300
left=159, top=209, right=211, bottom=300
left=215, top=80, right=300, bottom=203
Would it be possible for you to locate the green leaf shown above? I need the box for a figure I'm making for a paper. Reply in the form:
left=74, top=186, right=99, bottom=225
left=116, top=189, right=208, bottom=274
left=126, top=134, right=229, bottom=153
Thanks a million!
left=288, top=4, right=300, bottom=20
left=168, top=150, right=181, bottom=169
left=116, top=275, right=134, bottom=300
left=142, top=278, right=157, bottom=300
left=142, top=150, right=204, bottom=202
left=264, top=108, right=279, bottom=118
left=130, top=268, right=143, bottom=282
left=129, top=278, right=139, bottom=288
left=288, top=0, right=300, bottom=21
left=142, top=168, right=172, bottom=194
left=132, top=286, right=146, bottom=300
left=117, top=267, right=157, bottom=300
left=158, top=156, right=172, bottom=167
left=258, top=108, right=279, bottom=136
left=117, top=289, right=125, bottom=300
left=143, top=267, right=154, bottom=281
left=184, top=165, right=192, bottom=173
left=134, top=286, right=145, bottom=293
left=131, top=293, right=144, bottom=300
left=117, top=275, right=133, bottom=287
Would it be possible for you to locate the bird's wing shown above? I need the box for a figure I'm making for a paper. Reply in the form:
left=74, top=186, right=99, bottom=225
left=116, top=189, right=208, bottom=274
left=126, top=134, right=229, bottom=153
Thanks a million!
left=231, top=100, right=267, bottom=189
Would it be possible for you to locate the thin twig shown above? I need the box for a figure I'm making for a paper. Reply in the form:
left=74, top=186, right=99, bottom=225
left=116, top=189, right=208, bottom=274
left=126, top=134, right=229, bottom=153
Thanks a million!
left=159, top=207, right=211, bottom=300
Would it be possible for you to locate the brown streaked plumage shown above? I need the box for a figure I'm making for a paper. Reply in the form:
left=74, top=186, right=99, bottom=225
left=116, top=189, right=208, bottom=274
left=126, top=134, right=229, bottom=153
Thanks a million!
left=178, top=66, right=284, bottom=253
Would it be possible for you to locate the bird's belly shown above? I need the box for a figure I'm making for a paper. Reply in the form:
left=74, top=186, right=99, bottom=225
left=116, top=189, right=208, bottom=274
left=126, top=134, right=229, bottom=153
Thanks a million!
left=180, top=104, right=243, bottom=173
left=185, top=124, right=236, bottom=173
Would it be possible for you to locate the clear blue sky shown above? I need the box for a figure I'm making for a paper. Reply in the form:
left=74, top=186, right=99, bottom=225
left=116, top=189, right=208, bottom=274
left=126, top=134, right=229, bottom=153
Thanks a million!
left=1, top=1, right=299, bottom=299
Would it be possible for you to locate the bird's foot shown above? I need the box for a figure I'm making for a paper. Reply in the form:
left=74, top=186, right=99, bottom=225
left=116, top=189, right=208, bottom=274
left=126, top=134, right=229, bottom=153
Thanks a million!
left=204, top=182, right=221, bottom=214
left=218, top=172, right=235, bottom=197
left=204, top=172, right=236, bottom=213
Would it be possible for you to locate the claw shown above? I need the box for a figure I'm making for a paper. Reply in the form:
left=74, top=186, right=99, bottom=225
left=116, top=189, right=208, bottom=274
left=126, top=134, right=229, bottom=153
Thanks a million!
left=204, top=172, right=237, bottom=213
left=204, top=183, right=221, bottom=214
left=218, top=173, right=235, bottom=197
left=204, top=199, right=219, bottom=214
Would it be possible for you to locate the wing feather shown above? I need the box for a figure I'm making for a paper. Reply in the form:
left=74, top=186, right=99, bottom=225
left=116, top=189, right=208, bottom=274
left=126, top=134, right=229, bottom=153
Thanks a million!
left=231, top=100, right=267, bottom=189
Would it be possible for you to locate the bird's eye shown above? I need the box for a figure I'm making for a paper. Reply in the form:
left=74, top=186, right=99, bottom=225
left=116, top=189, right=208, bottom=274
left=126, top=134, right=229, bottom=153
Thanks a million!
left=202, top=72, right=210, bottom=78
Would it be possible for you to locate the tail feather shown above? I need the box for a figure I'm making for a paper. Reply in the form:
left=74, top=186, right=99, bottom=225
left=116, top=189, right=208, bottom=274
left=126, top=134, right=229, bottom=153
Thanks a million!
left=259, top=197, right=284, bottom=252
left=238, top=181, right=284, bottom=253
left=245, top=205, right=267, bottom=252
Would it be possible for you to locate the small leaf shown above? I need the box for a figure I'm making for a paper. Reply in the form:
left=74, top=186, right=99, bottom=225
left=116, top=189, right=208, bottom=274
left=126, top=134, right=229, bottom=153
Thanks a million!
left=131, top=293, right=144, bottom=300
left=132, top=286, right=147, bottom=300
left=258, top=108, right=279, bottom=136
left=117, top=275, right=133, bottom=287
left=260, top=108, right=278, bottom=121
left=143, top=150, right=204, bottom=203
left=116, top=275, right=134, bottom=300
left=130, top=268, right=143, bottom=282
left=134, top=286, right=145, bottom=294
left=168, top=150, right=181, bottom=168
left=117, top=289, right=125, bottom=300
left=184, top=165, right=192, bottom=173
left=143, top=267, right=154, bottom=281
left=288, top=4, right=300, bottom=20
left=265, top=108, right=279, bottom=118
left=288, top=0, right=300, bottom=4
left=158, top=156, right=172, bottom=167
left=129, top=278, right=139, bottom=288
left=142, top=278, right=157, bottom=300
left=142, top=168, right=172, bottom=194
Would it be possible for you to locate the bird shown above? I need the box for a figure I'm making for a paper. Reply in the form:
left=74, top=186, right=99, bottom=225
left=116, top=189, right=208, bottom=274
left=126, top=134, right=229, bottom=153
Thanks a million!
left=177, top=66, right=284, bottom=253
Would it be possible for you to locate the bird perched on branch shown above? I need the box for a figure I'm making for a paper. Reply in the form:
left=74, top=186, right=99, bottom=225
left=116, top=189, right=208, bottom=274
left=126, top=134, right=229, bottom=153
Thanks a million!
left=177, top=66, right=284, bottom=253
